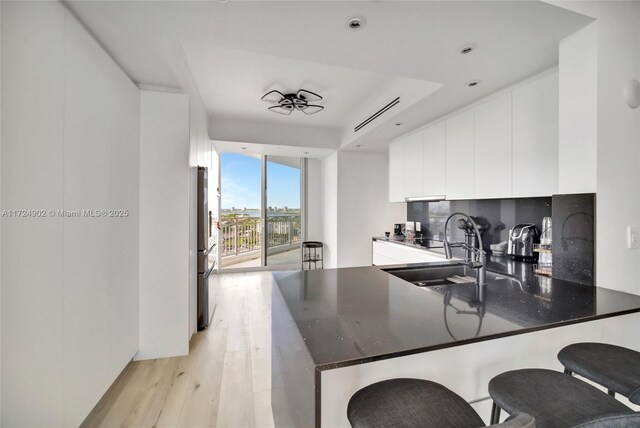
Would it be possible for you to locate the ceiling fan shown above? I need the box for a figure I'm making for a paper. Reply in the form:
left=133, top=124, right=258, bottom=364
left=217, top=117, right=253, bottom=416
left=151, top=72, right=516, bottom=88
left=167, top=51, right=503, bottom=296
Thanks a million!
left=260, top=89, right=324, bottom=115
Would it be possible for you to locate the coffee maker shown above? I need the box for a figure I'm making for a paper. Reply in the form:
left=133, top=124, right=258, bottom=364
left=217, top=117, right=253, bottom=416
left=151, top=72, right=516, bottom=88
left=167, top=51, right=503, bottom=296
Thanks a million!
left=507, top=223, right=539, bottom=259
left=393, top=223, right=405, bottom=241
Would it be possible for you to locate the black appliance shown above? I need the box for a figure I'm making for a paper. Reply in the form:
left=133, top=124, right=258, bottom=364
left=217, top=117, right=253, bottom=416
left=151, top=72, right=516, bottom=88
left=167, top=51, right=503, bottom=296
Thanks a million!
left=197, top=167, right=216, bottom=331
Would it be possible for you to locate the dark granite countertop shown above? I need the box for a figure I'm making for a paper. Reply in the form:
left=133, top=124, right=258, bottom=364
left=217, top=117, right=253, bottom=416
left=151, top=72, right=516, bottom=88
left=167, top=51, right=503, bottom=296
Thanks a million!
left=272, top=261, right=640, bottom=371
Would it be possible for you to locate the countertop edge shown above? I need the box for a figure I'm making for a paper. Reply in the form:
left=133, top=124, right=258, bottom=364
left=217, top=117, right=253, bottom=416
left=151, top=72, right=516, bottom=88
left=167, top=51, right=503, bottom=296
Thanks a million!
left=314, top=307, right=640, bottom=371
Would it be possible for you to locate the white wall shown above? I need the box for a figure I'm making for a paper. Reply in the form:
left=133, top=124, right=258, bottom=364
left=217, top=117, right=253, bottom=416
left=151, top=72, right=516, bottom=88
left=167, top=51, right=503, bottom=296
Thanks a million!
left=336, top=152, right=405, bottom=267
left=138, top=90, right=191, bottom=360
left=551, top=1, right=640, bottom=294
left=1, top=2, right=140, bottom=425
left=164, top=42, right=212, bottom=338
left=320, top=151, right=406, bottom=268
left=321, top=152, right=338, bottom=268
left=307, top=158, right=323, bottom=242
left=558, top=22, right=598, bottom=193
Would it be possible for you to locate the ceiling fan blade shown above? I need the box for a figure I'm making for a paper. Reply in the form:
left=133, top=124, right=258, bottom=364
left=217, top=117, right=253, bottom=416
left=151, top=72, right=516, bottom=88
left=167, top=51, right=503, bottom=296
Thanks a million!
left=297, top=89, right=322, bottom=102
left=261, top=90, right=285, bottom=103
left=268, top=105, right=293, bottom=115
left=302, top=105, right=324, bottom=115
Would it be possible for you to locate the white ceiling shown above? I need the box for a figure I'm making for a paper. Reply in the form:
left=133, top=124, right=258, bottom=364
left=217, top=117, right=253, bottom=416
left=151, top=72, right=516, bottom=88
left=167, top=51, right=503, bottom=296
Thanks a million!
left=181, top=44, right=397, bottom=131
left=65, top=1, right=593, bottom=151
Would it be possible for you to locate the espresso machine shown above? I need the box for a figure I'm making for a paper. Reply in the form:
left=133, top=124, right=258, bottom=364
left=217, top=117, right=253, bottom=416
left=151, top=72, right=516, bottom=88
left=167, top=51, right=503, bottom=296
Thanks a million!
left=507, top=223, right=540, bottom=259
left=393, top=223, right=405, bottom=241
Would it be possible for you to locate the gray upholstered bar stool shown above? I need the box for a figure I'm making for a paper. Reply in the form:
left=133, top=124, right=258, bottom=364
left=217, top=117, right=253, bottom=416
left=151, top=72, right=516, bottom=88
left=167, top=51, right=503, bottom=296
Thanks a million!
left=488, top=369, right=640, bottom=427
left=347, top=378, right=534, bottom=428
left=558, top=342, right=640, bottom=403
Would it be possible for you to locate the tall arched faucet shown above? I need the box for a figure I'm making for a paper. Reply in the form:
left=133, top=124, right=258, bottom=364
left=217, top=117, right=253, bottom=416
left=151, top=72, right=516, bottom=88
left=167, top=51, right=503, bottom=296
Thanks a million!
left=443, top=212, right=487, bottom=287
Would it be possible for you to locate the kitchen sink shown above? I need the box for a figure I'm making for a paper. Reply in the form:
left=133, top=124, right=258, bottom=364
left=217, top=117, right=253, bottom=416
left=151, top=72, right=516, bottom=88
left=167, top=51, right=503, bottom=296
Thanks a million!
left=383, top=263, right=477, bottom=287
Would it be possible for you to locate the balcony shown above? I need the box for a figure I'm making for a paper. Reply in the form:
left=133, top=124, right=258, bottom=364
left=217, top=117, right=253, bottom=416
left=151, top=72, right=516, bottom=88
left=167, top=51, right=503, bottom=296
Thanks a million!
left=220, top=216, right=301, bottom=268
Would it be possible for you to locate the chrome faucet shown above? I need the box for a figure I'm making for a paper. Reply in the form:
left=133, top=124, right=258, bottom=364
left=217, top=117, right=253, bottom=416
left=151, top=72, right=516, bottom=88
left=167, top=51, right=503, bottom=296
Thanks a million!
left=443, top=212, right=487, bottom=287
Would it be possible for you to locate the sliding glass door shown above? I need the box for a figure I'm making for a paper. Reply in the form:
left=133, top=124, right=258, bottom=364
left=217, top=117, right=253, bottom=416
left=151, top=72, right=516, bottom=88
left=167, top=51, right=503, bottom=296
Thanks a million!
left=219, top=152, right=303, bottom=270
left=266, top=157, right=302, bottom=267
left=220, top=153, right=263, bottom=269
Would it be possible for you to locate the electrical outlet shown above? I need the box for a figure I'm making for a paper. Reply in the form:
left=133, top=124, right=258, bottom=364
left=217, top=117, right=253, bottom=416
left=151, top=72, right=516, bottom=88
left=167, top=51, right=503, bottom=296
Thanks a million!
left=416, top=221, right=421, bottom=232
left=627, top=226, right=639, bottom=249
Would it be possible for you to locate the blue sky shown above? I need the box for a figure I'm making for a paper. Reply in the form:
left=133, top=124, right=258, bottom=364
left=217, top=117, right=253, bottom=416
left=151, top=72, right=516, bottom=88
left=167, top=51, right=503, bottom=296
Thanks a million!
left=221, top=153, right=300, bottom=209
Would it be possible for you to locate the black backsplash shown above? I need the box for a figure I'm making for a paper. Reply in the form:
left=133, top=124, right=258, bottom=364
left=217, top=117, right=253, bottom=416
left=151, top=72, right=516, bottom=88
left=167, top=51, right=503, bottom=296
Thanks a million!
left=407, top=197, right=552, bottom=251
left=551, top=193, right=596, bottom=286
left=407, top=194, right=596, bottom=286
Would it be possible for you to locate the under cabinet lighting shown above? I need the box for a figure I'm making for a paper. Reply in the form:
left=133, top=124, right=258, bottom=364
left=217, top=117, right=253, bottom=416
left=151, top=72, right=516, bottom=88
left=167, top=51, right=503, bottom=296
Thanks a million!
left=405, top=195, right=445, bottom=202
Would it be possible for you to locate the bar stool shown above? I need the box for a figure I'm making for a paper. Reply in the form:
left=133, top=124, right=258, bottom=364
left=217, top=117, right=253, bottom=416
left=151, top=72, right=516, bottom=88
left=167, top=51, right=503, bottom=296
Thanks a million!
left=347, top=378, right=534, bottom=428
left=558, top=342, right=640, bottom=404
left=302, top=241, right=323, bottom=270
left=488, top=369, right=638, bottom=427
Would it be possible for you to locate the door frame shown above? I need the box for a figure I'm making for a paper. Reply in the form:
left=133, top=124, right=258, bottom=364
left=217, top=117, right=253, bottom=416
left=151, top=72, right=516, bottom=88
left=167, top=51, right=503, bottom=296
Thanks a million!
left=216, top=152, right=306, bottom=273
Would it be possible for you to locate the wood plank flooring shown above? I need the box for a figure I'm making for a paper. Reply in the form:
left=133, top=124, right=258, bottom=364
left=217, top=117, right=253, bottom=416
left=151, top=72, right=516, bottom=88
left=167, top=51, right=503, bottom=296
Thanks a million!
left=81, top=272, right=276, bottom=428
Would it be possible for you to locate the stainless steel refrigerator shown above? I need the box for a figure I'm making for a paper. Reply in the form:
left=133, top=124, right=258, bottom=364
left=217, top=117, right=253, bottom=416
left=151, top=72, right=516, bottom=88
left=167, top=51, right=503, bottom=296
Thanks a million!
left=198, top=166, right=215, bottom=331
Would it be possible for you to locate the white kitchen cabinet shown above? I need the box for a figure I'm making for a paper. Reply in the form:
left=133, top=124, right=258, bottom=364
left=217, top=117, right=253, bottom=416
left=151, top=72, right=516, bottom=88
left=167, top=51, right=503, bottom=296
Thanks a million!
left=474, top=93, right=512, bottom=199
left=512, top=72, right=559, bottom=197
left=445, top=109, right=475, bottom=200
left=401, top=246, right=450, bottom=264
left=388, top=140, right=405, bottom=202
left=403, top=131, right=424, bottom=198
left=372, top=241, right=448, bottom=266
left=422, top=121, right=446, bottom=196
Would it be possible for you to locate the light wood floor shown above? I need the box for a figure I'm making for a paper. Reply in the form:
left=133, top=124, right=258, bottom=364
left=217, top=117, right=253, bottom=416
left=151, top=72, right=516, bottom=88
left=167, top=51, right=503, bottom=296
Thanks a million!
left=82, top=272, right=276, bottom=428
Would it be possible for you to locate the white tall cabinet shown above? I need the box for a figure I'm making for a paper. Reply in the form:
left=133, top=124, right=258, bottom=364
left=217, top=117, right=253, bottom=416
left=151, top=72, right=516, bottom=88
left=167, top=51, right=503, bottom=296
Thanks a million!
left=403, top=131, right=424, bottom=198
left=388, top=70, right=559, bottom=202
left=474, top=93, right=512, bottom=199
left=445, top=109, right=475, bottom=199
left=2, top=2, right=140, bottom=426
left=389, top=139, right=406, bottom=202
left=422, top=121, right=446, bottom=196
left=512, top=72, right=559, bottom=197
left=388, top=121, right=446, bottom=202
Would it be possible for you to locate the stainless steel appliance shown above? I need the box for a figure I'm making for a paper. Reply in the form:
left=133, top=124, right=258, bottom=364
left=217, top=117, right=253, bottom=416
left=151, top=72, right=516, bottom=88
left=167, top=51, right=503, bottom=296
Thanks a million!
left=393, top=223, right=405, bottom=241
left=507, top=223, right=539, bottom=259
left=197, top=166, right=216, bottom=331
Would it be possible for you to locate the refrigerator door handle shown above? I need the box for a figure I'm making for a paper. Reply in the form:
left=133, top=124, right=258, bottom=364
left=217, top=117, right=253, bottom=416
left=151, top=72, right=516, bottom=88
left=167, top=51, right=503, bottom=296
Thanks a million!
left=204, top=261, right=216, bottom=279
left=204, top=242, right=216, bottom=257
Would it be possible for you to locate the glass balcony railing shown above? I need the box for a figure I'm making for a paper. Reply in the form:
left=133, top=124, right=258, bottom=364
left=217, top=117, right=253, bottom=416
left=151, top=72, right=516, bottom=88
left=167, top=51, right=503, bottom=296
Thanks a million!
left=220, top=216, right=301, bottom=258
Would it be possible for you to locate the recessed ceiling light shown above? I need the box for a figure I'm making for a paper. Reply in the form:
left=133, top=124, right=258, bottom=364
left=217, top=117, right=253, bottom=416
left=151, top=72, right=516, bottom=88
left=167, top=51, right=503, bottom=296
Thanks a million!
left=356, top=145, right=362, bottom=148
left=395, top=122, right=403, bottom=126
left=347, top=16, right=366, bottom=30
left=459, top=43, right=478, bottom=55
left=241, top=147, right=247, bottom=150
left=466, top=80, right=480, bottom=87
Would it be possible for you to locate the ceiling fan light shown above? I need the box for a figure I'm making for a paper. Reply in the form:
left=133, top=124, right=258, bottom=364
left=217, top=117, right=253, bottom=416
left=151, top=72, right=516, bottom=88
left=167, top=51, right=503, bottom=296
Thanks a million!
left=297, top=89, right=322, bottom=102
left=302, top=105, right=324, bottom=115
left=268, top=105, right=293, bottom=115
left=261, top=90, right=285, bottom=103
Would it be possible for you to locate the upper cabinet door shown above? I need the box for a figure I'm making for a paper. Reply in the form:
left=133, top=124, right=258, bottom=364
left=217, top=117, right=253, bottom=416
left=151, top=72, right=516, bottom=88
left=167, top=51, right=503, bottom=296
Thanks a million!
left=512, top=72, right=559, bottom=197
left=389, top=139, right=406, bottom=202
left=474, top=93, right=512, bottom=199
left=422, top=121, right=446, bottom=196
left=446, top=109, right=475, bottom=200
left=403, top=131, right=424, bottom=198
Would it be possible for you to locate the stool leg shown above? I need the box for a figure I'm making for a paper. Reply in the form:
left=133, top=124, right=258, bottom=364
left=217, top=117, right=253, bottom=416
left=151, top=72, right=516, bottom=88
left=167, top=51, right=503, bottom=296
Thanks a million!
left=564, top=368, right=573, bottom=375
left=608, top=390, right=616, bottom=398
left=490, top=402, right=501, bottom=424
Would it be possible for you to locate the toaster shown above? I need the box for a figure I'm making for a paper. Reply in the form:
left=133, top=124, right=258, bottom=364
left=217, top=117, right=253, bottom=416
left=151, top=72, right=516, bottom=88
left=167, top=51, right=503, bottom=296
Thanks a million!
left=507, top=223, right=540, bottom=259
